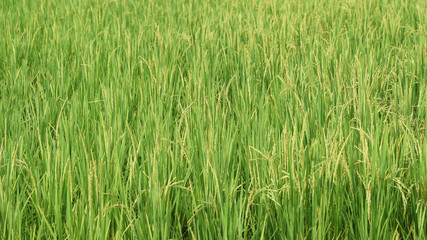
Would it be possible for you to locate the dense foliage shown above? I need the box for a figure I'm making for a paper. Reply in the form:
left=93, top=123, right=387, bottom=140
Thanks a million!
left=0, top=0, right=426, bottom=238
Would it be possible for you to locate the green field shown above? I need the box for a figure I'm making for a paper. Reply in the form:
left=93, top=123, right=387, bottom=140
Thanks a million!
left=0, top=0, right=426, bottom=239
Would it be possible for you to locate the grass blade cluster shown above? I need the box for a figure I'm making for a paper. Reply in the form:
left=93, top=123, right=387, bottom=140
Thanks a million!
left=0, top=0, right=426, bottom=239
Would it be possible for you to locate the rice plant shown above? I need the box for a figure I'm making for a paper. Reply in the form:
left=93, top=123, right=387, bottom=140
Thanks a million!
left=0, top=0, right=426, bottom=239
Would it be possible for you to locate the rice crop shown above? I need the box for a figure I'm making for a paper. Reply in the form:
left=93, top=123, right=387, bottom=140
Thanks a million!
left=0, top=0, right=426, bottom=239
